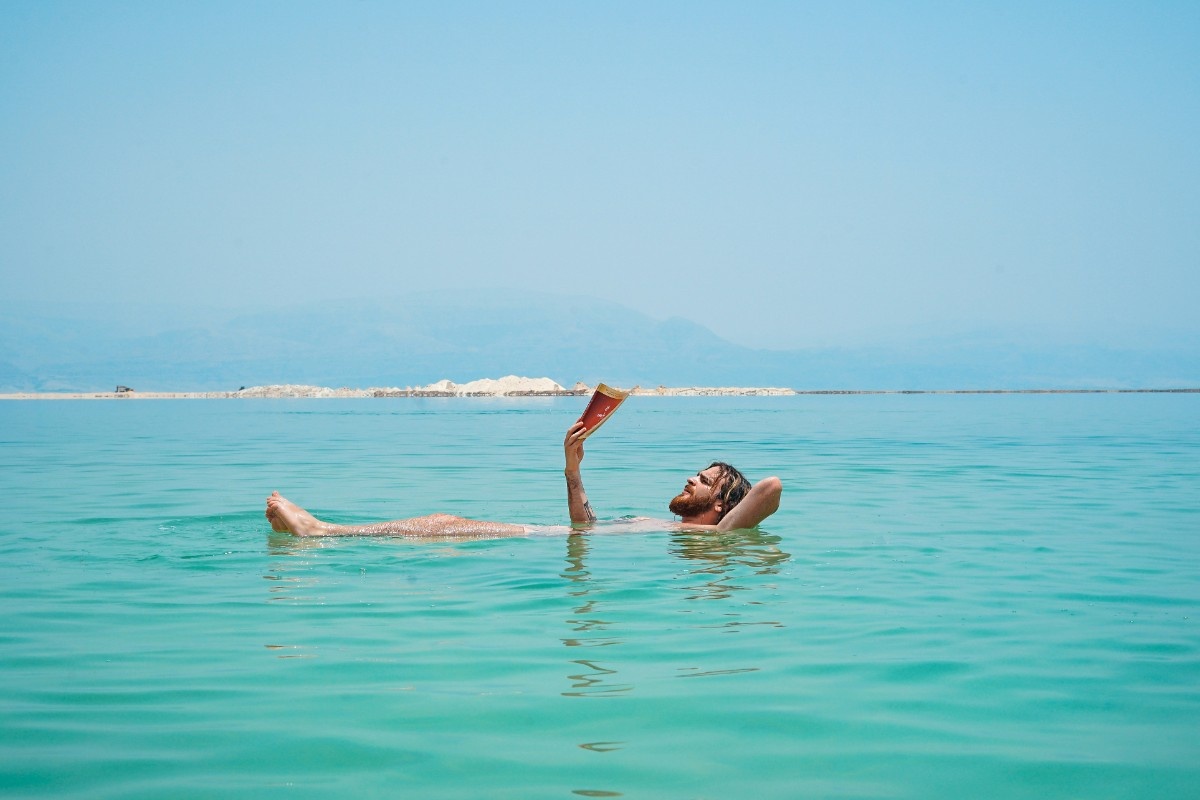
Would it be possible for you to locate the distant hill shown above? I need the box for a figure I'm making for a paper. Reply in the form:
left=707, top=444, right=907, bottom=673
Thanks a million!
left=0, top=291, right=1196, bottom=391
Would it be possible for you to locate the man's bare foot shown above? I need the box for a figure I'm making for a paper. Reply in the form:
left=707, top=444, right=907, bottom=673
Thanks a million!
left=265, top=491, right=328, bottom=537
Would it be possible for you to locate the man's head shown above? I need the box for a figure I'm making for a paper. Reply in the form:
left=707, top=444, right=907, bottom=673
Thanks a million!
left=668, top=461, right=752, bottom=523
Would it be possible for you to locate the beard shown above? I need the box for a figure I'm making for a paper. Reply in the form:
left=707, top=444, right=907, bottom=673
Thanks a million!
left=669, top=491, right=713, bottom=518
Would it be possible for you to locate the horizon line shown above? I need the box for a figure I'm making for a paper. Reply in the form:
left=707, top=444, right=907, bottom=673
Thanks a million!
left=2, top=387, right=1198, bottom=401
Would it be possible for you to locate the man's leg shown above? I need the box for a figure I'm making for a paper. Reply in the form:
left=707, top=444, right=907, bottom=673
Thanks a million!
left=265, top=492, right=526, bottom=539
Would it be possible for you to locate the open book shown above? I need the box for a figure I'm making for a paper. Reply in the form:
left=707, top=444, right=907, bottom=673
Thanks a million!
left=577, top=383, right=629, bottom=439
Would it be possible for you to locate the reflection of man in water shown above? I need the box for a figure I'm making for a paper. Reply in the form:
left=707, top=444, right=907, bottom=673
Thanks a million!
left=265, top=421, right=782, bottom=538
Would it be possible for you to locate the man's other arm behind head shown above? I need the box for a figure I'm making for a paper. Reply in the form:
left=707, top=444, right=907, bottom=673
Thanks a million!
left=717, top=476, right=783, bottom=531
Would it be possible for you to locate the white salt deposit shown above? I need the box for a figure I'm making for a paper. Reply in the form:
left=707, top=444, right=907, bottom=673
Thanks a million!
left=449, top=375, right=567, bottom=395
left=1, top=377, right=801, bottom=400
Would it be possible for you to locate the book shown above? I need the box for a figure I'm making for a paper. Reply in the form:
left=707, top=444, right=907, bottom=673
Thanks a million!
left=577, top=383, right=629, bottom=439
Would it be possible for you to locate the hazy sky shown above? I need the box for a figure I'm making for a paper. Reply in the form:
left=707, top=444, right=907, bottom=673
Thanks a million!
left=2, top=1, right=1197, bottom=349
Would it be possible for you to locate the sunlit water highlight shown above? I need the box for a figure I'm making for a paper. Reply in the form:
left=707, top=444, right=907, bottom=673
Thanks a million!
left=1, top=395, right=1198, bottom=798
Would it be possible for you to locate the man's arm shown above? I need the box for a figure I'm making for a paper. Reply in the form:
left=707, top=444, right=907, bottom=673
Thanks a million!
left=717, top=476, right=783, bottom=531
left=564, top=421, right=597, bottom=524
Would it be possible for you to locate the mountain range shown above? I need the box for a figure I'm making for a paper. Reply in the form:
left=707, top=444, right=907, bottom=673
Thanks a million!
left=1, top=291, right=1196, bottom=392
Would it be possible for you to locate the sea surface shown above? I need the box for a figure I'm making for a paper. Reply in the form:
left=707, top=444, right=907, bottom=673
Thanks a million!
left=1, top=395, right=1198, bottom=799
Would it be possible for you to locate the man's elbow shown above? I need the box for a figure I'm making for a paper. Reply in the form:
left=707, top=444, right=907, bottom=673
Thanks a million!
left=719, top=477, right=783, bottom=531
left=759, top=476, right=783, bottom=515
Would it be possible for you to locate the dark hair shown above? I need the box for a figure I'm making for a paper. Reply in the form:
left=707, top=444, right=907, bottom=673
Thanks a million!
left=708, top=461, right=751, bottom=521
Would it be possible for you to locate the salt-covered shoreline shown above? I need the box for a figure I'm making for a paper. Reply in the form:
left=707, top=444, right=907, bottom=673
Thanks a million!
left=2, top=375, right=1196, bottom=400
left=0, top=375, right=799, bottom=400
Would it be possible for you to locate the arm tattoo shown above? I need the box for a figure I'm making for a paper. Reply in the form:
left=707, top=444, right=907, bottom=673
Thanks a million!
left=566, top=474, right=597, bottom=522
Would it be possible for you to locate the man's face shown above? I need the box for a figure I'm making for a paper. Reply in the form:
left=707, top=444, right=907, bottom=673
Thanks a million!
left=668, top=466, right=724, bottom=518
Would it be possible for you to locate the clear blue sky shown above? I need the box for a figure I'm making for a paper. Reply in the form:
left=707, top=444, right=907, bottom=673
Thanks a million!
left=2, top=1, right=1197, bottom=349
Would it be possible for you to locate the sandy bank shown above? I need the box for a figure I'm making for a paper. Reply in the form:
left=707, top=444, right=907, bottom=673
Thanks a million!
left=2, top=379, right=1193, bottom=400
left=0, top=376, right=801, bottom=400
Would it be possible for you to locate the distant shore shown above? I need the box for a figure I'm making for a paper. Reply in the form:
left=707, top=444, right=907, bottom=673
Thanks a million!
left=1, top=378, right=1196, bottom=401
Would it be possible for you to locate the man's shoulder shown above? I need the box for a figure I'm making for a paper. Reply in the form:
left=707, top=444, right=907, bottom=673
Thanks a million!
left=590, top=517, right=717, bottom=533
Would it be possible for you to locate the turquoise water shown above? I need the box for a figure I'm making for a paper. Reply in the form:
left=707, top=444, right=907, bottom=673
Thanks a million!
left=2, top=395, right=1198, bottom=799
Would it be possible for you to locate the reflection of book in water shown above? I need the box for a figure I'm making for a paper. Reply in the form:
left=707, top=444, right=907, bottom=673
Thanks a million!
left=577, top=383, right=629, bottom=439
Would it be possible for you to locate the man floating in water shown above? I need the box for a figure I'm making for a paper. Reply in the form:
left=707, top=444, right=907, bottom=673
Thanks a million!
left=265, top=421, right=782, bottom=538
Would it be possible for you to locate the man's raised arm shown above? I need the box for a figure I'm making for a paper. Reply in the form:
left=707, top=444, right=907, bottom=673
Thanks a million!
left=564, top=421, right=597, bottom=524
left=717, top=476, right=783, bottom=531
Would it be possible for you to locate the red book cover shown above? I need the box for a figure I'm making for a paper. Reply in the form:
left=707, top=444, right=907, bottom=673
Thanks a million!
left=577, top=383, right=629, bottom=439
